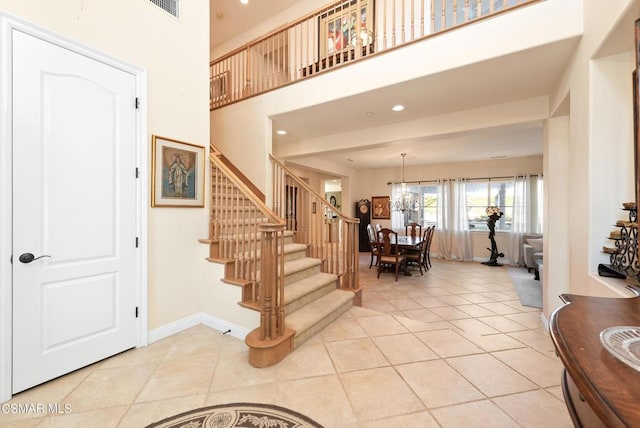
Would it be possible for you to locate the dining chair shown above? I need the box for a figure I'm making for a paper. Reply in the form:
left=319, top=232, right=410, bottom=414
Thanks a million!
left=424, top=225, right=436, bottom=269
left=405, top=228, right=428, bottom=275
left=375, top=223, right=382, bottom=233
left=376, top=228, right=406, bottom=281
left=405, top=222, right=422, bottom=238
left=366, top=224, right=379, bottom=269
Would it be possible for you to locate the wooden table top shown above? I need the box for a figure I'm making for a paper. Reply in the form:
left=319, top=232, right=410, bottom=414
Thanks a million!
left=549, top=291, right=640, bottom=427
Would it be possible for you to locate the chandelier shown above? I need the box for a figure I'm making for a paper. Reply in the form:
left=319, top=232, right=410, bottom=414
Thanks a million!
left=391, top=153, right=421, bottom=213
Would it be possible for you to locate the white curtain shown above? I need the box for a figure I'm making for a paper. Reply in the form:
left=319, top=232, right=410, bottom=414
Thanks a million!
left=509, top=175, right=531, bottom=266
left=437, top=179, right=472, bottom=261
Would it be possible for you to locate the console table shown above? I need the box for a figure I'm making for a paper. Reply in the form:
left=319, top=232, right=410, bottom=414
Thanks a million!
left=549, top=290, right=640, bottom=427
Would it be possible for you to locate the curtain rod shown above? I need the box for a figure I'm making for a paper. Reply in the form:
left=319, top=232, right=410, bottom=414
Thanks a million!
left=386, top=174, right=542, bottom=185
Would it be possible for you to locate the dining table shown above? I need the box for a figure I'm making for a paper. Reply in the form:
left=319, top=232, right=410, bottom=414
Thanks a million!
left=388, top=234, right=424, bottom=275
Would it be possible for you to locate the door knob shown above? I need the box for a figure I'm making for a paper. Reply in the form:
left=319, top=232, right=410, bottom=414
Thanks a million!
left=18, top=253, right=51, bottom=264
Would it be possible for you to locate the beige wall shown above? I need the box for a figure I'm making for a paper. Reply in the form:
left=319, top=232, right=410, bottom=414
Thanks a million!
left=0, top=0, right=211, bottom=330
left=547, top=0, right=640, bottom=308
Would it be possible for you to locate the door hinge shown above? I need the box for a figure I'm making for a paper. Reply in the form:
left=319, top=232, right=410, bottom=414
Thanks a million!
left=135, top=237, right=139, bottom=248
left=135, top=167, right=139, bottom=178
left=135, top=307, right=139, bottom=318
left=135, top=97, right=140, bottom=109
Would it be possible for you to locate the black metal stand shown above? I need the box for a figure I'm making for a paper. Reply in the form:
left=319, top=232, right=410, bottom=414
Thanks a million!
left=601, top=208, right=639, bottom=280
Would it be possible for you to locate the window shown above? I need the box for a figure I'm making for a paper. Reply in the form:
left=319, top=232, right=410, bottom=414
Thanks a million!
left=466, top=180, right=514, bottom=231
left=391, top=183, right=439, bottom=229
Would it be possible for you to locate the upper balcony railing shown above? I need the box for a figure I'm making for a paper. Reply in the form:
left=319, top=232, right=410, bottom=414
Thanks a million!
left=210, top=0, right=538, bottom=110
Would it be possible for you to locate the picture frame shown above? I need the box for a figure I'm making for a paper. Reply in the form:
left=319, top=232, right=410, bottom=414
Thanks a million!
left=318, top=0, right=374, bottom=58
left=371, top=195, right=390, bottom=219
left=151, top=135, right=205, bottom=207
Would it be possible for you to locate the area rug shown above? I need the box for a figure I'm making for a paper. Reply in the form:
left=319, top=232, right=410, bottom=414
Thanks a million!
left=508, top=267, right=542, bottom=309
left=146, top=402, right=324, bottom=428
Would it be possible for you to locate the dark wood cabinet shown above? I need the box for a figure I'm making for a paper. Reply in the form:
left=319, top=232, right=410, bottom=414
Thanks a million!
left=356, top=199, right=371, bottom=252
left=549, top=291, right=640, bottom=427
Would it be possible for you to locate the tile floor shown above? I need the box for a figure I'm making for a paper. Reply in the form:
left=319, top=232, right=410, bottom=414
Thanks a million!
left=0, top=256, right=573, bottom=427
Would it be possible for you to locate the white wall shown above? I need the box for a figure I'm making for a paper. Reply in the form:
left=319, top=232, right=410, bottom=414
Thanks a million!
left=0, top=0, right=211, bottom=330
left=211, top=0, right=581, bottom=193
left=548, top=0, right=640, bottom=302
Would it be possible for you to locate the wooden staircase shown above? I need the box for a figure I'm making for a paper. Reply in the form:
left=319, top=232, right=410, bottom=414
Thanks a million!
left=204, top=147, right=360, bottom=367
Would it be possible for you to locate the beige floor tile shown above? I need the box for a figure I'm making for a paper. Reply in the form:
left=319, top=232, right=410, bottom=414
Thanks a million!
left=402, top=308, right=444, bottom=323
left=349, top=305, right=383, bottom=318
left=394, top=315, right=452, bottom=332
left=479, top=302, right=522, bottom=315
left=208, top=352, right=277, bottom=392
left=460, top=332, right=527, bottom=352
left=355, top=314, right=408, bottom=336
left=508, top=330, right=557, bottom=355
left=361, top=299, right=397, bottom=312
left=38, top=406, right=128, bottom=428
left=99, top=341, right=171, bottom=369
left=120, top=394, right=207, bottom=428
left=454, top=304, right=497, bottom=317
left=545, top=385, right=565, bottom=402
left=446, top=354, right=537, bottom=396
left=0, top=365, right=96, bottom=424
left=429, top=306, right=472, bottom=320
left=493, top=348, right=564, bottom=388
left=325, top=338, right=389, bottom=373
left=205, top=383, right=280, bottom=406
left=64, top=364, right=155, bottom=412
left=278, top=375, right=357, bottom=427
left=437, top=294, right=474, bottom=305
left=412, top=296, right=448, bottom=308
left=276, top=342, right=336, bottom=380
left=0, top=418, right=45, bottom=427
left=505, top=312, right=545, bottom=329
left=396, top=360, right=484, bottom=408
left=415, top=329, right=484, bottom=358
left=343, top=410, right=440, bottom=428
left=458, top=293, right=495, bottom=303
left=493, top=390, right=574, bottom=427
left=373, top=333, right=438, bottom=364
left=387, top=298, right=425, bottom=310
left=340, top=367, right=425, bottom=421
left=503, top=300, right=543, bottom=313
left=477, top=315, right=529, bottom=333
left=423, top=287, right=452, bottom=296
left=137, top=357, right=217, bottom=402
left=479, top=292, right=515, bottom=302
left=450, top=318, right=500, bottom=336
left=431, top=400, right=519, bottom=427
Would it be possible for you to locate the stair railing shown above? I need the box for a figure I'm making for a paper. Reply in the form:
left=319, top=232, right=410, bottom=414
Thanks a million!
left=270, top=155, right=360, bottom=292
left=210, top=147, right=287, bottom=342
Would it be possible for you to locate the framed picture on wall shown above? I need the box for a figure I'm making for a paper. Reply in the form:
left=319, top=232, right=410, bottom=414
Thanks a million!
left=318, top=0, right=375, bottom=58
left=371, top=195, right=390, bottom=219
left=151, top=135, right=205, bottom=207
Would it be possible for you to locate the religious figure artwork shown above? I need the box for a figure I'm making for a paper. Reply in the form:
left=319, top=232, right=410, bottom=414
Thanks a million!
left=152, top=135, right=205, bottom=207
left=319, top=0, right=374, bottom=57
left=482, top=206, right=504, bottom=266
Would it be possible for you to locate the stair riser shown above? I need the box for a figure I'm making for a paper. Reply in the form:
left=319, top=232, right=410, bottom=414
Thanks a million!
left=292, top=299, right=352, bottom=348
left=285, top=281, right=336, bottom=315
left=283, top=264, right=321, bottom=286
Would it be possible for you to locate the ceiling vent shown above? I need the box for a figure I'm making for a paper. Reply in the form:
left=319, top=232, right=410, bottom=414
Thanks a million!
left=149, top=0, right=179, bottom=18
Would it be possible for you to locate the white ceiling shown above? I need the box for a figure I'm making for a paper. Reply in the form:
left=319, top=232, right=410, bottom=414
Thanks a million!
left=210, top=1, right=578, bottom=171
left=210, top=0, right=301, bottom=48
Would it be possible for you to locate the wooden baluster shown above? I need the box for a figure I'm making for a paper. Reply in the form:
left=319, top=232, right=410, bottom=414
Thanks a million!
left=410, top=0, right=415, bottom=41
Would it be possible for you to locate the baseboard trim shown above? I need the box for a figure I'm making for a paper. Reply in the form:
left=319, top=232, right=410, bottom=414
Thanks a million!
left=200, top=313, right=251, bottom=341
left=148, top=313, right=250, bottom=344
left=540, top=311, right=549, bottom=331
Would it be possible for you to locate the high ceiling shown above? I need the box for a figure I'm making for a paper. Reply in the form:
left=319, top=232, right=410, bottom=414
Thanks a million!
left=210, top=0, right=300, bottom=48
left=209, top=1, right=575, bottom=171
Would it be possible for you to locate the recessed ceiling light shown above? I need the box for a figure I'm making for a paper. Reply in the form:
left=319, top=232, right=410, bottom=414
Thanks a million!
left=392, top=105, right=405, bottom=112
left=276, top=130, right=287, bottom=135
left=366, top=111, right=373, bottom=116
left=240, top=0, right=249, bottom=4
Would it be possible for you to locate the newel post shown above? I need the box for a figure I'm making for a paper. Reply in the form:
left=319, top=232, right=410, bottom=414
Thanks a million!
left=245, top=222, right=296, bottom=367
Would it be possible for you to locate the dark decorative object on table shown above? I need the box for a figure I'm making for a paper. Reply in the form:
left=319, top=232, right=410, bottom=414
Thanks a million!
left=482, top=206, right=504, bottom=267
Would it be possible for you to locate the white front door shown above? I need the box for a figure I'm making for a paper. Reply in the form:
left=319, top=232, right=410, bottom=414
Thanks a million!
left=12, top=29, right=139, bottom=393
